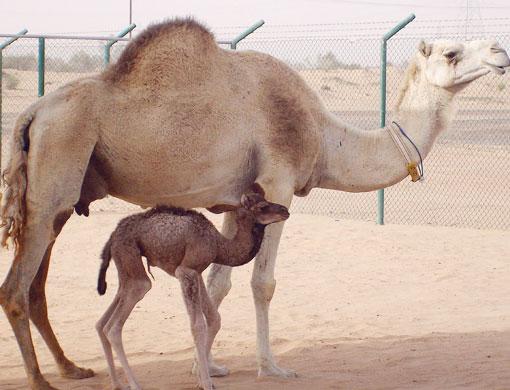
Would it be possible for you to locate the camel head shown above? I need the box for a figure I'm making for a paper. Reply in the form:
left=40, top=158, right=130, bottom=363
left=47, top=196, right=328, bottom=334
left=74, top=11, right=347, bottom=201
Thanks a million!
left=239, top=192, right=290, bottom=225
left=416, top=39, right=510, bottom=89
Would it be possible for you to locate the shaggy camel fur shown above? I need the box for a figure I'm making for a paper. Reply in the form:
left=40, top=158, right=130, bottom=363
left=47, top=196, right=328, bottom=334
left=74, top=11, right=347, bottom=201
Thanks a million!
left=0, top=17, right=509, bottom=389
left=96, top=191, right=289, bottom=390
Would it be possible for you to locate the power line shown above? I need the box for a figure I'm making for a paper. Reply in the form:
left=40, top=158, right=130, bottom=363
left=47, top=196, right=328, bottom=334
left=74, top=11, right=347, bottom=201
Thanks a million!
left=331, top=0, right=510, bottom=8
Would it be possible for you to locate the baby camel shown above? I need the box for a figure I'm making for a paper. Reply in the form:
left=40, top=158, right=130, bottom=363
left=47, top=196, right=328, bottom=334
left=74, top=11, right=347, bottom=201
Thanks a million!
left=95, top=190, right=289, bottom=390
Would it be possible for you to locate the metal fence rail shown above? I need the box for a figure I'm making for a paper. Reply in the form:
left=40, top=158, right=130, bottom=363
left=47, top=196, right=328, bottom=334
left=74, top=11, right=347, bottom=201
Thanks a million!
left=1, top=18, right=509, bottom=230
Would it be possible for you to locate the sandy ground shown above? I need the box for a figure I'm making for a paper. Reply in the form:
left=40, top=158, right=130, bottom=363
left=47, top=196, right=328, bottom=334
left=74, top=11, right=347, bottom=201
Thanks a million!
left=1, top=208, right=509, bottom=389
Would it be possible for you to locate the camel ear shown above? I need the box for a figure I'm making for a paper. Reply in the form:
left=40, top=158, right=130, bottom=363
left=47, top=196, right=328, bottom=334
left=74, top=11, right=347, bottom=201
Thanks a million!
left=418, top=40, right=432, bottom=58
left=240, top=194, right=253, bottom=209
left=241, top=192, right=264, bottom=209
left=251, top=183, right=266, bottom=197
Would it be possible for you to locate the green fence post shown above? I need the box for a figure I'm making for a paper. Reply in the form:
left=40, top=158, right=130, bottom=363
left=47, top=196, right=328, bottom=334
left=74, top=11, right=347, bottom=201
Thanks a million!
left=0, top=28, right=28, bottom=175
left=230, top=20, right=265, bottom=50
left=377, top=13, right=415, bottom=225
left=38, top=37, right=45, bottom=97
left=104, top=23, right=136, bottom=65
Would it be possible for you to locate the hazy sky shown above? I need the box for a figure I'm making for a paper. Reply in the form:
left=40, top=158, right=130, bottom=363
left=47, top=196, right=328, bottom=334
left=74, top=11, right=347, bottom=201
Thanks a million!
left=1, top=0, right=509, bottom=36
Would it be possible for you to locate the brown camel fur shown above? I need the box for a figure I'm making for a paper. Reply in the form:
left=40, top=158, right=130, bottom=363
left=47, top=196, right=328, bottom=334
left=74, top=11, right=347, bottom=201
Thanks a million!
left=0, top=17, right=509, bottom=390
left=95, top=191, right=289, bottom=390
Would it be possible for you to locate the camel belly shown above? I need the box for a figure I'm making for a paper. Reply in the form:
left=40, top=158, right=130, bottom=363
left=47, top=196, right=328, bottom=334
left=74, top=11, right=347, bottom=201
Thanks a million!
left=90, top=134, right=257, bottom=209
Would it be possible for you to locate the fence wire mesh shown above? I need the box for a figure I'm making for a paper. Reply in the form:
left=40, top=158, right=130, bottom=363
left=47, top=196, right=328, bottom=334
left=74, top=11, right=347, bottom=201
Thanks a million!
left=238, top=19, right=510, bottom=230
left=1, top=18, right=509, bottom=229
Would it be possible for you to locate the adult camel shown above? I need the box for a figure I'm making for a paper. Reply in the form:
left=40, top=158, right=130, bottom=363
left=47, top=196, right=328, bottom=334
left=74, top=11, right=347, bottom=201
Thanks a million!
left=1, top=18, right=509, bottom=389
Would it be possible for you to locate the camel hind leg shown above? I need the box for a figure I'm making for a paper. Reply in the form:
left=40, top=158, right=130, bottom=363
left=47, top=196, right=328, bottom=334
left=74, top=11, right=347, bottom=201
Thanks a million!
left=0, top=115, right=97, bottom=390
left=96, top=292, right=123, bottom=390
left=29, top=242, right=94, bottom=379
left=99, top=244, right=151, bottom=390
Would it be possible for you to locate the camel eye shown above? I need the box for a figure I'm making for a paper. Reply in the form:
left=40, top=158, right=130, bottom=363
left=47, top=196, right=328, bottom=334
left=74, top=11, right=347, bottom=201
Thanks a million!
left=444, top=51, right=457, bottom=63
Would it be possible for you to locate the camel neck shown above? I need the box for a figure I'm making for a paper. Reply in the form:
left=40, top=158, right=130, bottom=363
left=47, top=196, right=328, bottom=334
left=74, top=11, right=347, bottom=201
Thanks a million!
left=318, top=60, right=455, bottom=192
left=214, top=213, right=266, bottom=267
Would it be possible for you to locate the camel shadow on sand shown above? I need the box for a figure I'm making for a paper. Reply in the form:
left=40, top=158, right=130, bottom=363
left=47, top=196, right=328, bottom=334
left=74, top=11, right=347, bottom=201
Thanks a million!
left=1, top=330, right=509, bottom=389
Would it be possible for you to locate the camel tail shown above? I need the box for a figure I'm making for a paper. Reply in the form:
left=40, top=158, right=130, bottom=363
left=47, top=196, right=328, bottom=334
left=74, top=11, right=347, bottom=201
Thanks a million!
left=98, top=236, right=113, bottom=295
left=0, top=108, right=36, bottom=253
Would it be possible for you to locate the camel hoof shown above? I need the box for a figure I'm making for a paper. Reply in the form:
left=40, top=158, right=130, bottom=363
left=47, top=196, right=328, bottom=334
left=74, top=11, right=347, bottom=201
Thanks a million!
left=258, top=363, right=297, bottom=378
left=32, top=378, right=60, bottom=390
left=209, top=362, right=229, bottom=377
left=59, top=362, right=95, bottom=379
left=197, top=380, right=215, bottom=390
left=192, top=361, right=229, bottom=377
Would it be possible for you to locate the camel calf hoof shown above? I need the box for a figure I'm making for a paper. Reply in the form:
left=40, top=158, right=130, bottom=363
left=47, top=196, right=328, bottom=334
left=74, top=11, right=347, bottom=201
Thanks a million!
left=59, top=362, right=95, bottom=379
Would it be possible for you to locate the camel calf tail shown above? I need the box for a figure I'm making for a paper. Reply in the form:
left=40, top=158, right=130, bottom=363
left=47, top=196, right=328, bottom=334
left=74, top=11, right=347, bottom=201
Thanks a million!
left=0, top=108, right=35, bottom=253
left=98, top=236, right=113, bottom=295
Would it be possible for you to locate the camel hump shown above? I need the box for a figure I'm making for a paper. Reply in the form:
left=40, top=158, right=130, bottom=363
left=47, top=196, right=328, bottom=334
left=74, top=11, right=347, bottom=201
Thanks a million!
left=103, top=17, right=218, bottom=85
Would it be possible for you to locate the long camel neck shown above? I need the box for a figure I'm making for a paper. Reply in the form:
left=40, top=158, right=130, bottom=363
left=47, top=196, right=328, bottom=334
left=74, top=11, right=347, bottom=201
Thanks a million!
left=318, top=59, right=456, bottom=192
left=214, top=212, right=266, bottom=267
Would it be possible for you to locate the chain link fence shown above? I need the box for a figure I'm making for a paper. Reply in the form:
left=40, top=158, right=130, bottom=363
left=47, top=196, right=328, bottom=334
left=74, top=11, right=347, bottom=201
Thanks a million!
left=238, top=18, right=510, bottom=230
left=1, top=19, right=509, bottom=229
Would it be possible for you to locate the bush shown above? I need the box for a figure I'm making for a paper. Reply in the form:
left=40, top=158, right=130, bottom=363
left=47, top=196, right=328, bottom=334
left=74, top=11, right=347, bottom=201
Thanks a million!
left=3, top=54, right=37, bottom=70
left=2, top=71, right=19, bottom=90
left=4, top=51, right=102, bottom=73
left=316, top=52, right=362, bottom=70
left=317, top=52, right=341, bottom=70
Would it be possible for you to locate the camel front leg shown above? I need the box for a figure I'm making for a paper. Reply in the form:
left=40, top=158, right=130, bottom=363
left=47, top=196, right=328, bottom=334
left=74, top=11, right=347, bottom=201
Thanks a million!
left=177, top=266, right=214, bottom=390
left=198, top=273, right=228, bottom=377
left=29, top=242, right=94, bottom=380
left=251, top=182, right=295, bottom=377
left=251, top=220, right=296, bottom=378
left=207, top=211, right=237, bottom=308
left=203, top=211, right=236, bottom=377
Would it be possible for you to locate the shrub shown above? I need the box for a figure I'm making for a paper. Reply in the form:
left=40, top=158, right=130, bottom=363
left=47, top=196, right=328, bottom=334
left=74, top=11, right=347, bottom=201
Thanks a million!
left=2, top=71, right=19, bottom=90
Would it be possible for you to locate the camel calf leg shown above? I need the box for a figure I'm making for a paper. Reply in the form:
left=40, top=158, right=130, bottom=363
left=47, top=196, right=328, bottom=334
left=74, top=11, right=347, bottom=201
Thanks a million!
left=176, top=266, right=213, bottom=390
left=198, top=273, right=228, bottom=377
left=103, top=277, right=152, bottom=390
left=96, top=293, right=122, bottom=389
left=207, top=211, right=237, bottom=308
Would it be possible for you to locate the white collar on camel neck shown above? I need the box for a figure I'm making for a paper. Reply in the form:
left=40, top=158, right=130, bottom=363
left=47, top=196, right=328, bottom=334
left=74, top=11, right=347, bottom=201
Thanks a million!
left=387, top=121, right=424, bottom=182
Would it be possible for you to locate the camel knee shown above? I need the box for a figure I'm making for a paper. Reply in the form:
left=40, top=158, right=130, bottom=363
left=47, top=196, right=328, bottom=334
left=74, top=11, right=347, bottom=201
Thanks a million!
left=0, top=281, right=29, bottom=316
left=125, top=278, right=152, bottom=301
left=106, top=325, right=121, bottom=344
left=1, top=291, right=29, bottom=320
left=134, top=278, right=152, bottom=298
left=207, top=265, right=232, bottom=306
left=208, top=279, right=231, bottom=306
left=95, top=320, right=107, bottom=338
left=251, top=279, right=276, bottom=303
left=208, top=310, right=221, bottom=335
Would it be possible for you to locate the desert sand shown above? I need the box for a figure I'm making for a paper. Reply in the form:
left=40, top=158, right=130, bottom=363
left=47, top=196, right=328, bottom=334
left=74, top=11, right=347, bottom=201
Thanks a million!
left=1, top=203, right=509, bottom=389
